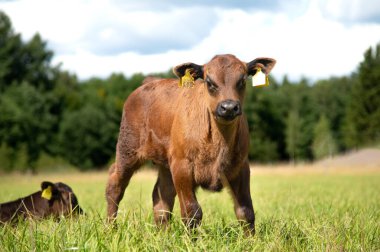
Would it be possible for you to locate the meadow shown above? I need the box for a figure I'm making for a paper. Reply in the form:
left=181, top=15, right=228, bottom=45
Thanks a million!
left=0, top=166, right=379, bottom=251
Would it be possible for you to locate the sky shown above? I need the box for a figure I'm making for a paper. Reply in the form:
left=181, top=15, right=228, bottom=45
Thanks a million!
left=1, top=0, right=380, bottom=82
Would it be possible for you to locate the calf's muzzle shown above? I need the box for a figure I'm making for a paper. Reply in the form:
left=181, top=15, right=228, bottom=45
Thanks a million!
left=216, top=99, right=242, bottom=121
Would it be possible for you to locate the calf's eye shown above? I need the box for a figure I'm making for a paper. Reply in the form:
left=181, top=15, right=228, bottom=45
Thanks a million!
left=206, top=77, right=218, bottom=94
left=237, top=79, right=246, bottom=90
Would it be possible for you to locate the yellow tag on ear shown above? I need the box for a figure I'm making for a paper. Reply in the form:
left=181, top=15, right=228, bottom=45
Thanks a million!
left=179, top=69, right=195, bottom=88
left=41, top=186, right=52, bottom=200
left=252, top=68, right=269, bottom=87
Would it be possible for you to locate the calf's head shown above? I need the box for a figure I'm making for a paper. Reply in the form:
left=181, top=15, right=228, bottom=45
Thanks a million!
left=41, top=181, right=83, bottom=216
left=174, top=54, right=276, bottom=124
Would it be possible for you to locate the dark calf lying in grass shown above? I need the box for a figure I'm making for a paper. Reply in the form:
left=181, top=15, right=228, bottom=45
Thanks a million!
left=0, top=181, right=83, bottom=223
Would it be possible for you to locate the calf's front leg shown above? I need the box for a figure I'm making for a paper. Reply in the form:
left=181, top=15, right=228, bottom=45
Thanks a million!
left=171, top=159, right=202, bottom=228
left=229, top=161, right=255, bottom=235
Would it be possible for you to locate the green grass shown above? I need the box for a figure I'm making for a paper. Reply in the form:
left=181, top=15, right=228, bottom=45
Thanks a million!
left=0, top=168, right=379, bottom=251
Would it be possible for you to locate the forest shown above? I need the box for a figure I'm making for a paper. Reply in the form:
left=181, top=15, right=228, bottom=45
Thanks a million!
left=1, top=11, right=379, bottom=172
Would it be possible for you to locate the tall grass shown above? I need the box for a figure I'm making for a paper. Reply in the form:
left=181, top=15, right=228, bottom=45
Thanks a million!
left=1, top=168, right=379, bottom=251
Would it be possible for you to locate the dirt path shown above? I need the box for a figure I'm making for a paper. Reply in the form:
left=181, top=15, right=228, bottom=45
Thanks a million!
left=251, top=148, right=380, bottom=175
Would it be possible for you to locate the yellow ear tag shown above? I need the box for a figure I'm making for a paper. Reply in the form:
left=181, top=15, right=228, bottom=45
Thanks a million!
left=41, top=186, right=52, bottom=200
left=179, top=69, right=195, bottom=88
left=252, top=68, right=269, bottom=87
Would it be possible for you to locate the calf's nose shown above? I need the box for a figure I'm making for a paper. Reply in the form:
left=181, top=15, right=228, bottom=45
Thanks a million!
left=216, top=100, right=242, bottom=120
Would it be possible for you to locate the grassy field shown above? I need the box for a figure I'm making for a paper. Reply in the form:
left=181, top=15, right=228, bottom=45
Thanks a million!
left=0, top=166, right=379, bottom=251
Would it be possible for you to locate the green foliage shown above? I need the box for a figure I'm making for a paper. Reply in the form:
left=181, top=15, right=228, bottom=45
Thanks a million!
left=54, top=72, right=146, bottom=169
left=58, top=105, right=117, bottom=170
left=20, top=33, right=56, bottom=90
left=312, top=77, right=353, bottom=150
left=282, top=79, right=317, bottom=161
left=0, top=11, right=60, bottom=172
left=0, top=12, right=56, bottom=92
left=295, top=80, right=318, bottom=160
left=245, top=77, right=287, bottom=162
left=347, top=44, right=380, bottom=146
left=0, top=83, right=58, bottom=172
left=286, top=110, right=302, bottom=161
left=312, top=114, right=337, bottom=159
left=0, top=11, right=22, bottom=92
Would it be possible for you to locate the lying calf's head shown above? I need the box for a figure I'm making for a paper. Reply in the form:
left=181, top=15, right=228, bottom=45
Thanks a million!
left=40, top=181, right=84, bottom=216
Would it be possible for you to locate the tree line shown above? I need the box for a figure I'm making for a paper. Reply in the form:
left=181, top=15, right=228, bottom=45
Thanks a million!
left=0, top=11, right=379, bottom=172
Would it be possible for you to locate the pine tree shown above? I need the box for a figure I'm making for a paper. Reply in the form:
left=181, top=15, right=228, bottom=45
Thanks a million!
left=312, top=115, right=337, bottom=160
left=0, top=11, right=22, bottom=91
left=286, top=110, right=302, bottom=162
left=347, top=43, right=380, bottom=146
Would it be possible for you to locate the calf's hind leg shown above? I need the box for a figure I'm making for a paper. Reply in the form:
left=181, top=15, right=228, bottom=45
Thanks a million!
left=106, top=160, right=141, bottom=221
left=152, top=166, right=176, bottom=226
left=106, top=127, right=142, bottom=221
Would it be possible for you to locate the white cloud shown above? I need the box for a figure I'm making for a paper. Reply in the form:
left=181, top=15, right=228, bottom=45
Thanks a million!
left=2, top=0, right=219, bottom=55
left=320, top=0, right=380, bottom=23
left=1, top=0, right=380, bottom=81
left=82, top=6, right=220, bottom=55
left=7, top=0, right=90, bottom=40
left=171, top=5, right=380, bottom=81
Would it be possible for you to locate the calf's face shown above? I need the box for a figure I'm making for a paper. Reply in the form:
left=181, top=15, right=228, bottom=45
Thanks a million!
left=174, top=54, right=276, bottom=124
left=203, top=55, right=247, bottom=124
left=41, top=181, right=83, bottom=216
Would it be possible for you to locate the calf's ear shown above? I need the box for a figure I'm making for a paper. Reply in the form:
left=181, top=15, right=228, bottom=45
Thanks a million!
left=41, top=181, right=55, bottom=190
left=173, top=63, right=204, bottom=80
left=247, top=58, right=276, bottom=76
left=41, top=181, right=56, bottom=200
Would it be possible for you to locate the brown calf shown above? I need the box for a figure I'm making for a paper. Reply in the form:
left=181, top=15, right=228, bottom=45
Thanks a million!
left=0, top=181, right=83, bottom=223
left=106, top=54, right=276, bottom=233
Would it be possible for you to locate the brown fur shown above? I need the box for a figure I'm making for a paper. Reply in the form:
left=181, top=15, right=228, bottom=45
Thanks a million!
left=106, top=54, right=276, bottom=233
left=0, top=181, right=83, bottom=223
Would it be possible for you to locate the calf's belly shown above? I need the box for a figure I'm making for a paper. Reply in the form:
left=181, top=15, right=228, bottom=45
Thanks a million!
left=194, top=165, right=229, bottom=192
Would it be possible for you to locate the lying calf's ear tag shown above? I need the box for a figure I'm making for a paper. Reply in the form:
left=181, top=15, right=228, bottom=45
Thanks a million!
left=41, top=186, right=52, bottom=200
left=252, top=67, right=269, bottom=87
left=179, top=69, right=195, bottom=88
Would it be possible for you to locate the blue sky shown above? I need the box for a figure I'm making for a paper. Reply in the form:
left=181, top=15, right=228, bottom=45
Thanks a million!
left=1, top=0, right=380, bottom=81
